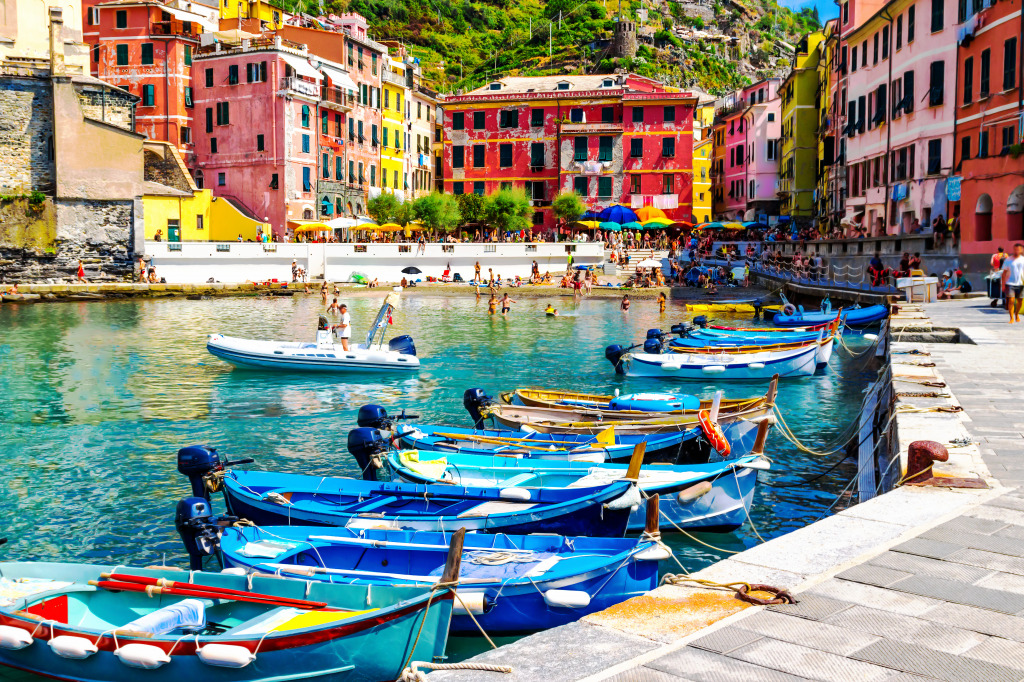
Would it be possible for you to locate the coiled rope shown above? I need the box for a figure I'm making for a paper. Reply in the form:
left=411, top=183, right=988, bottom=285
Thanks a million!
left=398, top=662, right=513, bottom=681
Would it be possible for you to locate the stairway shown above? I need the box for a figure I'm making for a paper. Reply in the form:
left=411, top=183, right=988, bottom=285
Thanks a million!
left=606, top=248, right=671, bottom=278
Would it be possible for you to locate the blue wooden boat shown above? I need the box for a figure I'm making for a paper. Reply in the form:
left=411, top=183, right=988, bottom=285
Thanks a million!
left=214, top=525, right=668, bottom=635
left=772, top=304, right=888, bottom=327
left=0, top=559, right=456, bottom=682
left=669, top=327, right=826, bottom=349
left=384, top=425, right=770, bottom=533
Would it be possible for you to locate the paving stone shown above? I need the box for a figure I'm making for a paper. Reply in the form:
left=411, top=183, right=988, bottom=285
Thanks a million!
left=766, top=594, right=853, bottom=622
left=994, top=524, right=1024, bottom=541
left=850, top=638, right=1023, bottom=682
left=733, top=610, right=879, bottom=656
left=807, top=579, right=943, bottom=617
left=688, top=627, right=762, bottom=655
left=646, top=647, right=810, bottom=682
left=989, top=499, right=1024, bottom=515
left=879, top=675, right=945, bottom=682
left=727, top=637, right=894, bottom=682
left=921, top=602, right=1024, bottom=642
left=962, top=636, right=1024, bottom=672
left=921, top=528, right=1024, bottom=558
left=604, top=667, right=693, bottom=682
left=891, top=537, right=965, bottom=560
left=946, top=548, right=1024, bottom=577
left=836, top=565, right=915, bottom=588
left=885, top=574, right=1024, bottom=614
left=974, top=571, right=1024, bottom=597
left=929, top=515, right=1009, bottom=536
left=966, top=505, right=1024, bottom=526
left=870, top=550, right=994, bottom=584
left=823, top=605, right=989, bottom=655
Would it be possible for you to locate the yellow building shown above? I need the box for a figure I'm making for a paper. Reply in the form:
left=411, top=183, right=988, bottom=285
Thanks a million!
left=691, top=95, right=716, bottom=223
left=143, top=142, right=267, bottom=241
left=380, top=56, right=408, bottom=199
left=778, top=30, right=825, bottom=227
left=217, top=0, right=285, bottom=31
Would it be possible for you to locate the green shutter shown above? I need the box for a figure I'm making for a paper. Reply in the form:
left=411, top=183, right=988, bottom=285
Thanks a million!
left=116, top=44, right=128, bottom=66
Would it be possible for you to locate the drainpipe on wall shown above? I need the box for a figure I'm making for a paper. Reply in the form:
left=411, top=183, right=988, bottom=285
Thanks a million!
left=1018, top=0, right=1023, bottom=125
left=881, top=9, right=894, bottom=233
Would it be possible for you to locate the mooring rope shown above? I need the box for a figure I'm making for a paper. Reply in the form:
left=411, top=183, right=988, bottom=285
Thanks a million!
left=398, top=662, right=513, bottom=681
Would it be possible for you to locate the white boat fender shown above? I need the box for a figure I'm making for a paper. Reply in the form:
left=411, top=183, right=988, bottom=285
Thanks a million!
left=863, top=333, right=878, bottom=341
left=736, top=458, right=771, bottom=471
left=605, top=485, right=642, bottom=511
left=748, top=362, right=766, bottom=370
left=633, top=543, right=673, bottom=562
left=0, top=625, right=33, bottom=650
left=115, top=643, right=172, bottom=669
left=543, top=590, right=591, bottom=609
left=220, top=567, right=247, bottom=576
left=262, top=492, right=292, bottom=506
left=49, top=635, right=98, bottom=659
left=198, top=643, right=257, bottom=668
left=702, top=365, right=727, bottom=374
left=677, top=481, right=713, bottom=503
left=498, top=488, right=532, bottom=501
left=453, top=591, right=486, bottom=615
left=660, top=363, right=681, bottom=372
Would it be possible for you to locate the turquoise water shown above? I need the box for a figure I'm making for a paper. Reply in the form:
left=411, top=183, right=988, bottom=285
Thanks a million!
left=0, top=293, right=876, bottom=659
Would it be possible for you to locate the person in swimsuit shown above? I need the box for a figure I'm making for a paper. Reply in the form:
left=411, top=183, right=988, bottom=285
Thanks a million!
left=545, top=304, right=559, bottom=317
left=500, top=293, right=516, bottom=315
left=320, top=282, right=328, bottom=304
left=327, top=298, right=341, bottom=314
left=621, top=295, right=630, bottom=311
left=658, top=291, right=666, bottom=314
left=487, top=295, right=498, bottom=315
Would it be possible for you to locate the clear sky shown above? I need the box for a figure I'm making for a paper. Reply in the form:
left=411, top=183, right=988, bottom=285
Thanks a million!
left=779, top=0, right=841, bottom=20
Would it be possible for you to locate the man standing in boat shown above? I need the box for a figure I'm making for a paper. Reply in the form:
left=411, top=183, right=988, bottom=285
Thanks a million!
left=336, top=304, right=351, bottom=350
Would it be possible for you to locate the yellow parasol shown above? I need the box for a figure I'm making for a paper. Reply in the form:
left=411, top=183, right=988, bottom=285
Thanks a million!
left=288, top=221, right=333, bottom=234
left=379, top=223, right=404, bottom=232
left=635, top=207, right=668, bottom=222
left=572, top=220, right=602, bottom=230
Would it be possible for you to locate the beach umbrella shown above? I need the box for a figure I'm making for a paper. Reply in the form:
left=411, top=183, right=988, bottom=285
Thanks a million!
left=640, top=218, right=673, bottom=229
left=353, top=222, right=380, bottom=231
left=620, top=221, right=643, bottom=231
left=380, top=222, right=404, bottom=232
left=401, top=266, right=422, bottom=274
left=599, top=221, right=621, bottom=231
left=635, top=258, right=663, bottom=268
left=572, top=220, right=602, bottom=230
left=580, top=210, right=601, bottom=221
left=635, top=207, right=667, bottom=222
left=598, top=205, right=638, bottom=224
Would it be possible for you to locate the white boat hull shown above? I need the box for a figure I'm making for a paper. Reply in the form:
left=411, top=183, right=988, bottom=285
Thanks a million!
left=624, top=342, right=822, bottom=380
left=207, top=334, right=420, bottom=372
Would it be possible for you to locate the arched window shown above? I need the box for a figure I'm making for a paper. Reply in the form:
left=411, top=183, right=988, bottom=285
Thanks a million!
left=1007, top=185, right=1024, bottom=241
left=975, top=193, right=993, bottom=242
left=303, top=208, right=313, bottom=220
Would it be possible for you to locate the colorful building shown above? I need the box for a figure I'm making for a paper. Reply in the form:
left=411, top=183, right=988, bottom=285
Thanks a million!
left=818, top=19, right=841, bottom=231
left=841, top=0, right=960, bottom=235
left=191, top=36, right=327, bottom=237
left=779, top=32, right=825, bottom=227
left=379, top=55, right=407, bottom=199
left=739, top=78, right=782, bottom=222
left=440, top=74, right=697, bottom=229
left=84, top=0, right=211, bottom=158
left=714, top=94, right=747, bottom=219
left=692, top=93, right=716, bottom=223
left=953, top=0, right=1024, bottom=276
left=710, top=119, right=728, bottom=216
left=217, top=0, right=284, bottom=33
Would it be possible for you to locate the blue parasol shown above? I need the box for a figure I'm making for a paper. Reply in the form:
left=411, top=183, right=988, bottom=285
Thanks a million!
left=598, top=205, right=639, bottom=224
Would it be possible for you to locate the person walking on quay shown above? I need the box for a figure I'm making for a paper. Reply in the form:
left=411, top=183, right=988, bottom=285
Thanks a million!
left=137, top=257, right=147, bottom=283
left=291, top=260, right=298, bottom=282
left=1002, top=243, right=1024, bottom=323
left=500, top=293, right=517, bottom=315
left=76, top=260, right=86, bottom=283
left=336, top=304, right=351, bottom=350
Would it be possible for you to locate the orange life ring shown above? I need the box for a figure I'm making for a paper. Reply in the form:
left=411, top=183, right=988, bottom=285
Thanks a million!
left=698, top=410, right=731, bottom=456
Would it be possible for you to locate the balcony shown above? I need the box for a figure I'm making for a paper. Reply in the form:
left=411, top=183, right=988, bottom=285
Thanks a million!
left=321, top=85, right=354, bottom=111
left=558, top=121, right=623, bottom=134
left=381, top=69, right=405, bottom=88
left=150, top=20, right=197, bottom=39
left=280, top=76, right=319, bottom=100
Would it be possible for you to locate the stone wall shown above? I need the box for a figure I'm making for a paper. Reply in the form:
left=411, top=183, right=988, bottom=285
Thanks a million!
left=0, top=77, right=55, bottom=193
left=144, top=149, right=192, bottom=193
left=76, top=84, right=135, bottom=132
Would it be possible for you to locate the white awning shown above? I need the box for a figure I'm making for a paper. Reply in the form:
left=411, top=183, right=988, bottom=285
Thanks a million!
left=164, top=5, right=216, bottom=32
left=279, top=53, right=323, bottom=82
left=317, top=61, right=357, bottom=93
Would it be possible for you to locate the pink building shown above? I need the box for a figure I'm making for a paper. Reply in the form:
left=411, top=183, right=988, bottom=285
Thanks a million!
left=841, top=0, right=960, bottom=235
left=192, top=37, right=344, bottom=237
left=715, top=95, right=747, bottom=219
left=740, top=78, right=782, bottom=221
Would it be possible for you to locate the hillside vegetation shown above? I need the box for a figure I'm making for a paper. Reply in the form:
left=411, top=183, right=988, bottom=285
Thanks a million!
left=311, top=0, right=819, bottom=95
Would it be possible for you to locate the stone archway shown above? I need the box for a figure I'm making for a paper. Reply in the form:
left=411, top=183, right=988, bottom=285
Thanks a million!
left=1008, top=185, right=1024, bottom=242
left=975, top=193, right=993, bottom=242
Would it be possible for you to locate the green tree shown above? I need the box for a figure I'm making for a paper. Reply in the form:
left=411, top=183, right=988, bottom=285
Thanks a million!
left=551, top=191, right=584, bottom=226
left=412, top=192, right=461, bottom=232
left=455, top=192, right=487, bottom=227
left=367, top=192, right=401, bottom=224
left=483, top=187, right=533, bottom=233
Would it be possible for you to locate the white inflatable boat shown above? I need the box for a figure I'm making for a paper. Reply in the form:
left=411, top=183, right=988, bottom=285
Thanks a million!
left=207, top=291, right=420, bottom=372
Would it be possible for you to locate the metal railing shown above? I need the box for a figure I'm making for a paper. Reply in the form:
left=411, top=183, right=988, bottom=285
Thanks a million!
left=281, top=76, right=319, bottom=99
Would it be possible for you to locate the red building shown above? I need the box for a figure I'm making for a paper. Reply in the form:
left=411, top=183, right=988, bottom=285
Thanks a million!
left=83, top=0, right=212, bottom=158
left=954, top=0, right=1024, bottom=276
left=440, top=75, right=697, bottom=229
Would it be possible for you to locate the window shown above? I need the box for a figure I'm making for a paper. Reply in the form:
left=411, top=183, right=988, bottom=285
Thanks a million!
left=228, top=64, right=238, bottom=85
left=557, top=82, right=570, bottom=90
left=142, top=84, right=154, bottom=106
left=370, top=165, right=376, bottom=187
left=453, top=182, right=464, bottom=195
left=115, top=9, right=127, bottom=27
left=301, top=134, right=310, bottom=153
left=301, top=166, right=311, bottom=191
left=662, top=174, right=674, bottom=194
left=499, top=110, right=519, bottom=128
left=873, top=84, right=887, bottom=125
left=473, top=145, right=485, bottom=168
left=184, top=87, right=193, bottom=108
left=602, top=107, right=614, bottom=123
left=630, top=138, right=643, bottom=158
left=452, top=145, right=464, bottom=168
left=597, top=177, right=612, bottom=198
left=904, top=70, right=915, bottom=112
left=662, top=137, right=675, bottom=157
left=960, top=57, right=974, bottom=104
left=372, top=54, right=377, bottom=75
left=205, top=68, right=213, bottom=87
left=908, top=5, right=915, bottom=42
left=960, top=135, right=971, bottom=162
left=384, top=89, right=390, bottom=109
left=116, top=44, right=128, bottom=66
left=180, top=126, right=191, bottom=144
left=141, top=43, right=153, bottom=65
left=335, top=114, right=341, bottom=137
left=216, top=101, right=229, bottom=125
left=205, top=107, right=212, bottom=133
left=358, top=162, right=364, bottom=183
left=843, top=1, right=849, bottom=22
left=349, top=160, right=354, bottom=181
left=841, top=45, right=848, bottom=74
left=664, top=106, right=676, bottom=123
left=210, top=138, right=217, bottom=153
left=473, top=111, right=485, bottom=130
left=930, top=0, right=943, bottom=32
left=767, top=139, right=778, bottom=160
left=256, top=134, right=264, bottom=152
left=499, top=143, right=513, bottom=167
left=873, top=33, right=879, bottom=64
left=632, top=107, right=644, bottom=123
left=862, top=41, right=868, bottom=66
left=858, top=96, right=866, bottom=132
left=473, top=181, right=485, bottom=196
left=531, top=109, right=544, bottom=127
left=979, top=129, right=989, bottom=158
left=269, top=173, right=278, bottom=189
left=749, top=179, right=755, bottom=196
left=301, top=105, right=310, bottom=127
left=184, top=45, right=192, bottom=67
left=321, top=112, right=328, bottom=135
left=927, top=138, right=942, bottom=174
left=1004, top=38, right=1018, bottom=91
left=630, top=174, right=641, bottom=193
left=896, top=14, right=903, bottom=49
left=929, top=61, right=944, bottom=106
left=322, top=153, right=330, bottom=178
left=570, top=108, right=584, bottom=123
left=852, top=46, right=858, bottom=72
left=882, top=26, right=889, bottom=59
left=573, top=136, right=588, bottom=162
left=573, top=176, right=588, bottom=195
left=530, top=142, right=544, bottom=167
left=383, top=128, right=389, bottom=148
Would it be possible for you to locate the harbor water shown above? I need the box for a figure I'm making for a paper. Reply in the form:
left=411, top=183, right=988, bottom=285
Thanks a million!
left=0, top=293, right=878, bottom=662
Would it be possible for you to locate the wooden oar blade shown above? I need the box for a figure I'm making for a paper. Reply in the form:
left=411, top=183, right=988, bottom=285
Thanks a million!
left=624, top=441, right=646, bottom=481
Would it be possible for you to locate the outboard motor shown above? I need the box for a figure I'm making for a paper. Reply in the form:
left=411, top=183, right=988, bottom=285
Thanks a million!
left=463, top=388, right=495, bottom=429
left=692, top=315, right=709, bottom=328
left=318, top=315, right=330, bottom=330
left=177, top=445, right=254, bottom=500
left=357, top=404, right=391, bottom=430
left=646, top=329, right=663, bottom=340
left=605, top=344, right=628, bottom=374
left=670, top=323, right=689, bottom=336
left=175, top=496, right=234, bottom=570
left=347, top=427, right=388, bottom=480
left=752, top=299, right=763, bottom=320
left=643, top=338, right=662, bottom=354
left=388, top=334, right=417, bottom=356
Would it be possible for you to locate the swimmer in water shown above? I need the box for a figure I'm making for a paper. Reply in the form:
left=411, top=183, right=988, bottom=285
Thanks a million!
left=621, top=295, right=630, bottom=311
left=658, top=291, right=666, bottom=314
left=488, top=295, right=498, bottom=315
left=545, top=303, right=559, bottom=317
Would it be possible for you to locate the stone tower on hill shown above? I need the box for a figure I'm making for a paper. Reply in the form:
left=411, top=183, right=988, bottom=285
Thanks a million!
left=612, top=20, right=637, bottom=59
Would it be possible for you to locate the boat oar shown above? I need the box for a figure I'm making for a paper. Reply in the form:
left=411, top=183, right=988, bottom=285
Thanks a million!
left=623, top=441, right=647, bottom=482
left=94, top=575, right=327, bottom=610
